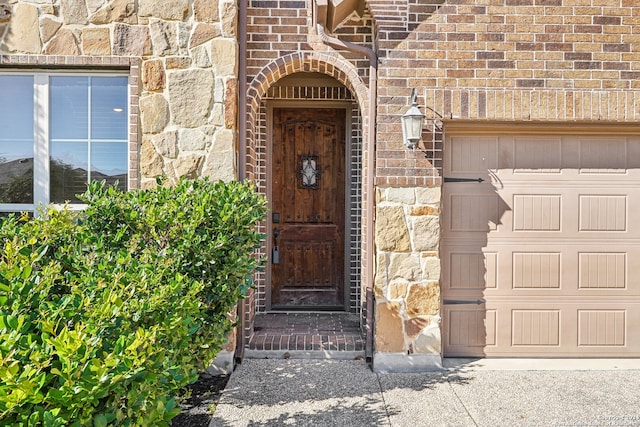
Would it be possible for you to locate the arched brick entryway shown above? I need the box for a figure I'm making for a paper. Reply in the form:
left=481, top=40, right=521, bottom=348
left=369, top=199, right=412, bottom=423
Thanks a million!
left=241, top=51, right=372, bottom=350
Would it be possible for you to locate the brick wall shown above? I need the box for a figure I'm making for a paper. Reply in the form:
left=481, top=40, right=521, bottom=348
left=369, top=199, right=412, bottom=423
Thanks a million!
left=375, top=0, right=640, bottom=185
left=247, top=1, right=373, bottom=80
left=245, top=0, right=375, bottom=322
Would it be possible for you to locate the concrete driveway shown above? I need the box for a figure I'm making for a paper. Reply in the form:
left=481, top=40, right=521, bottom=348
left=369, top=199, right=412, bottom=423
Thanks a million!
left=210, top=358, right=640, bottom=426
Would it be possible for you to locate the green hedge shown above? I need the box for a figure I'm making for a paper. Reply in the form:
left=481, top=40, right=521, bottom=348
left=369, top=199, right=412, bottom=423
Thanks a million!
left=0, top=178, right=267, bottom=426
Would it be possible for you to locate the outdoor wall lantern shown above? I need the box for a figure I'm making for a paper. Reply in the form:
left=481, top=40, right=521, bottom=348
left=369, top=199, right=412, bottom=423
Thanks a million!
left=401, top=89, right=425, bottom=150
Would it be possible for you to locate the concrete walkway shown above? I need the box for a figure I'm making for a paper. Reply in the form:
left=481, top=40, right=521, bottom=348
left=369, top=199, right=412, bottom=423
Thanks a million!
left=210, top=358, right=640, bottom=427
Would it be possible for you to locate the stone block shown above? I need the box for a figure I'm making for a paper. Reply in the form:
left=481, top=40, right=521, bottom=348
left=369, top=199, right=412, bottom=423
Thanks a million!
left=224, top=77, right=237, bottom=129
left=190, top=23, right=221, bottom=48
left=140, top=136, right=164, bottom=177
left=168, top=69, right=214, bottom=127
left=374, top=281, right=384, bottom=300
left=212, top=128, right=234, bottom=153
left=413, top=321, right=441, bottom=354
left=192, top=44, right=211, bottom=67
left=61, top=0, right=88, bottom=24
left=387, top=278, right=409, bottom=300
left=142, top=59, right=165, bottom=91
left=112, top=23, right=151, bottom=56
left=165, top=56, right=192, bottom=69
left=210, top=103, right=224, bottom=126
left=404, top=316, right=431, bottom=339
left=194, top=0, right=219, bottom=22
left=410, top=205, right=440, bottom=216
left=374, top=302, right=405, bottom=353
left=420, top=254, right=441, bottom=280
left=178, top=128, right=209, bottom=151
left=386, top=187, right=416, bottom=204
left=374, top=253, right=388, bottom=299
left=203, top=129, right=236, bottom=181
left=44, top=28, right=80, bottom=55
left=149, top=131, right=177, bottom=159
left=389, top=253, right=421, bottom=281
left=213, top=77, right=225, bottom=103
left=406, top=281, right=440, bottom=317
left=150, top=19, right=178, bottom=56
left=204, top=149, right=235, bottom=182
left=210, top=38, right=237, bottom=76
left=139, top=0, right=188, bottom=20
left=375, top=206, right=410, bottom=252
left=220, top=0, right=237, bottom=37
left=416, top=187, right=441, bottom=204
left=177, top=22, right=190, bottom=51
left=173, top=154, right=203, bottom=178
left=86, top=0, right=107, bottom=14
left=90, top=0, right=136, bottom=25
left=139, top=94, right=169, bottom=134
left=39, top=5, right=56, bottom=15
left=40, top=16, right=62, bottom=44
left=81, top=27, right=111, bottom=56
left=411, top=215, right=440, bottom=251
left=3, top=4, right=41, bottom=53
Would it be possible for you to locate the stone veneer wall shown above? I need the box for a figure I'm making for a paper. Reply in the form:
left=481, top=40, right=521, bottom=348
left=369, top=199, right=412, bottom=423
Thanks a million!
left=0, top=0, right=239, bottom=189
left=0, top=0, right=240, bottom=372
left=374, top=187, right=441, bottom=357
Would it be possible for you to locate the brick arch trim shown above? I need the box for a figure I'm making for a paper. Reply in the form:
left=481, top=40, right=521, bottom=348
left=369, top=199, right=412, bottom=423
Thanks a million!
left=247, top=51, right=370, bottom=123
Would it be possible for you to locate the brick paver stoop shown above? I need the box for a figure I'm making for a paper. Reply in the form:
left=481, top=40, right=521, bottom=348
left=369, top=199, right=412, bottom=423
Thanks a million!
left=246, top=313, right=365, bottom=355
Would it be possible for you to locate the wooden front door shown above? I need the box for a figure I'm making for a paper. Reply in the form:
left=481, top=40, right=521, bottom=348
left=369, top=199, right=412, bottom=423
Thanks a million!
left=271, top=108, right=346, bottom=309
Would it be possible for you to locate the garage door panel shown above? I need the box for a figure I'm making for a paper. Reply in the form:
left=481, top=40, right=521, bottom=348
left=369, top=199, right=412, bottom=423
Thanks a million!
left=443, top=133, right=640, bottom=357
left=512, top=194, right=561, bottom=231
left=443, top=306, right=496, bottom=357
left=579, top=252, right=626, bottom=289
left=578, top=310, right=626, bottom=347
left=448, top=251, right=497, bottom=290
left=579, top=137, right=628, bottom=173
left=465, top=187, right=639, bottom=239
left=449, top=136, right=499, bottom=174
left=512, top=252, right=561, bottom=289
left=480, top=302, right=640, bottom=356
left=444, top=244, right=640, bottom=297
left=446, top=135, right=640, bottom=181
left=511, top=309, right=560, bottom=346
left=578, top=195, right=627, bottom=231
left=513, top=136, right=562, bottom=173
left=449, top=193, right=500, bottom=232
left=444, top=187, right=507, bottom=233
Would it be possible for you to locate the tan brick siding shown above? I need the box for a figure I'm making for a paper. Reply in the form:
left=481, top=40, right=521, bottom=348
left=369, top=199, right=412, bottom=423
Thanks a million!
left=374, top=0, right=640, bottom=185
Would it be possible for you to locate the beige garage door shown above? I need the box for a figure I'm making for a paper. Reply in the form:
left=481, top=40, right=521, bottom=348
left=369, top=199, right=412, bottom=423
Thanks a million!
left=442, top=132, right=640, bottom=357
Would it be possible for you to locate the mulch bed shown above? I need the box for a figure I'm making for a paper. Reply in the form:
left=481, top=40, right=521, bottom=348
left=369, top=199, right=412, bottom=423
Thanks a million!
left=171, top=373, right=230, bottom=427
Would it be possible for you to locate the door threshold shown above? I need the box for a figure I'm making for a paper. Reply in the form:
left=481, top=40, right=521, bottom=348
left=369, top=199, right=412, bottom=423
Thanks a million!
left=269, top=306, right=346, bottom=312
left=267, top=309, right=348, bottom=314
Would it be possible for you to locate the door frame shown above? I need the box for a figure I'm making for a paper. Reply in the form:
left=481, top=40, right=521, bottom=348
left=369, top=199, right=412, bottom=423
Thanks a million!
left=265, top=101, right=353, bottom=311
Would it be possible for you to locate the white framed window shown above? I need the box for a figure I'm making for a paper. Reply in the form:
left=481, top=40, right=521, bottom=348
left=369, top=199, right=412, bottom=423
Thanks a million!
left=0, top=72, right=130, bottom=214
